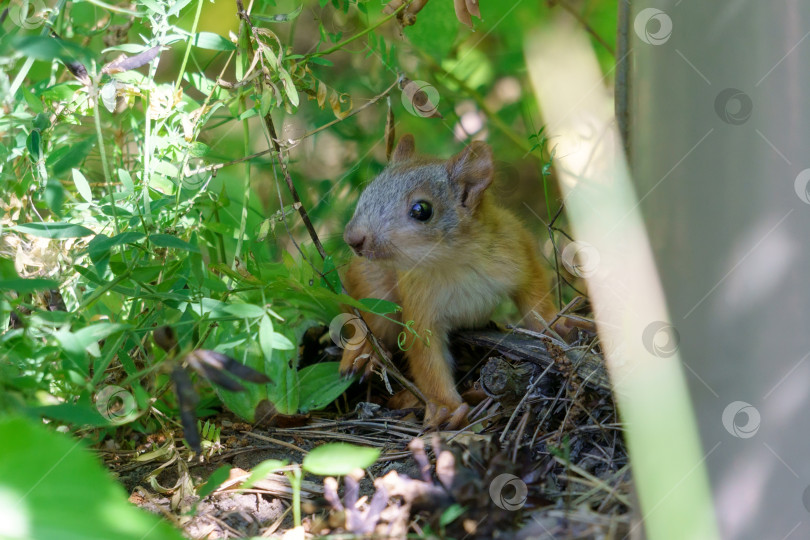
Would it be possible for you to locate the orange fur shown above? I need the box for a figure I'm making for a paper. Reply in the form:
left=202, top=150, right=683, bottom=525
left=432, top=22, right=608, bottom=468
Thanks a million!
left=339, top=138, right=557, bottom=426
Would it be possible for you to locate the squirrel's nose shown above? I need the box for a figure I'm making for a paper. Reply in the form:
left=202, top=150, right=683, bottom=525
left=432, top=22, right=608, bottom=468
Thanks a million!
left=344, top=229, right=367, bottom=255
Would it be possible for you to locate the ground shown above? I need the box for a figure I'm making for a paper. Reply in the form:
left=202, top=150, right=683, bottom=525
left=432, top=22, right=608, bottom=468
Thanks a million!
left=103, top=323, right=632, bottom=539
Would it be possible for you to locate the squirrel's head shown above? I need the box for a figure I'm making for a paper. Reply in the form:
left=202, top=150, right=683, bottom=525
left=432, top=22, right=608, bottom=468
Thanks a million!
left=344, top=134, right=494, bottom=269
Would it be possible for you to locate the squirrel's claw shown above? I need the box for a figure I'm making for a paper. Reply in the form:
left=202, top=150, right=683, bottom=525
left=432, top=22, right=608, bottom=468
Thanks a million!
left=339, top=340, right=378, bottom=380
left=424, top=401, right=470, bottom=430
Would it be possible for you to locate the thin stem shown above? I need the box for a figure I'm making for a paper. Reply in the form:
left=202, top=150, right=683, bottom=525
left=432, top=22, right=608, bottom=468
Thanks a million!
left=92, top=66, right=119, bottom=235
left=417, top=50, right=537, bottom=156
left=81, top=0, right=141, bottom=16
left=174, top=0, right=205, bottom=94
left=310, top=0, right=410, bottom=57
left=232, top=101, right=251, bottom=272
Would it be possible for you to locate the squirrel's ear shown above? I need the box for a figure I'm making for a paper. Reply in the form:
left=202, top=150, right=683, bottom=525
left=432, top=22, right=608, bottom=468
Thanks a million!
left=391, top=134, right=416, bottom=163
left=446, top=141, right=493, bottom=209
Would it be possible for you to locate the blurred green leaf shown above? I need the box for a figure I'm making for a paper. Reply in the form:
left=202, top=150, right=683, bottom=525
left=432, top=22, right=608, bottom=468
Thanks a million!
left=14, top=222, right=94, bottom=238
left=72, top=168, right=93, bottom=202
left=49, top=137, right=95, bottom=177
left=26, top=129, right=41, bottom=162
left=0, top=278, right=59, bottom=293
left=302, top=443, right=380, bottom=475
left=12, top=35, right=93, bottom=63
left=149, top=234, right=200, bottom=252
left=403, top=0, right=458, bottom=61
left=197, top=465, right=232, bottom=498
left=193, top=32, right=236, bottom=51
left=0, top=416, right=184, bottom=540
left=240, top=459, right=286, bottom=491
left=358, top=297, right=400, bottom=315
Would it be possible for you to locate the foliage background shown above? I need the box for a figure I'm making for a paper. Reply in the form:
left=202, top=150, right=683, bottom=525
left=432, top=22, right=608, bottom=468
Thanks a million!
left=0, top=0, right=618, bottom=537
left=0, top=0, right=616, bottom=430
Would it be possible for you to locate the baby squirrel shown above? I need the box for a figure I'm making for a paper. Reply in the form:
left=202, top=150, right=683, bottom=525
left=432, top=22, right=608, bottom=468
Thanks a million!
left=340, top=135, right=556, bottom=427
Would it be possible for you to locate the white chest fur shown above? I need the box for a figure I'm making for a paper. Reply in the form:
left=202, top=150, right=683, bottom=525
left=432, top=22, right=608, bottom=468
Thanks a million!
left=399, top=263, right=513, bottom=330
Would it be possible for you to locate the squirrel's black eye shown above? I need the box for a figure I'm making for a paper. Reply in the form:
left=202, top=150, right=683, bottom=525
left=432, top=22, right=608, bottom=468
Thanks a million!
left=409, top=201, right=433, bottom=221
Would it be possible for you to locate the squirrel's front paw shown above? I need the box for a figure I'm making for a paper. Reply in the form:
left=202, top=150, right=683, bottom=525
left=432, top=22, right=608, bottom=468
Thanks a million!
left=424, top=401, right=470, bottom=430
left=339, top=339, right=377, bottom=379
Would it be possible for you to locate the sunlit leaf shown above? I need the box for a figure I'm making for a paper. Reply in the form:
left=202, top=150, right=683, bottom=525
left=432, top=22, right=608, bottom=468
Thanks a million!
left=193, top=32, right=236, bottom=51
left=72, top=168, right=93, bottom=202
left=14, top=222, right=94, bottom=238
left=302, top=443, right=380, bottom=476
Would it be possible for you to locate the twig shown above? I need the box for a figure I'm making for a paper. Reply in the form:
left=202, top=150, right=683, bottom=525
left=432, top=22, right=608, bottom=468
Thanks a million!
left=499, top=362, right=555, bottom=444
left=183, top=78, right=400, bottom=177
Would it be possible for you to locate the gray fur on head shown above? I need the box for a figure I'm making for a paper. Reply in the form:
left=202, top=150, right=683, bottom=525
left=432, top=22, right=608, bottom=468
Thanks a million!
left=344, top=136, right=493, bottom=269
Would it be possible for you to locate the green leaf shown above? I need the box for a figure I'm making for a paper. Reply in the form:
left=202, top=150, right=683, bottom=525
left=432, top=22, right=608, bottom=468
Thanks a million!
left=259, top=314, right=275, bottom=362
left=24, top=90, right=45, bottom=113
left=31, top=399, right=112, bottom=428
left=253, top=4, right=303, bottom=23
left=40, top=81, right=81, bottom=102
left=12, top=35, right=93, bottom=63
left=302, top=443, right=380, bottom=476
left=153, top=160, right=179, bottom=177
left=307, top=56, right=333, bottom=66
left=44, top=180, right=65, bottom=216
left=403, top=0, right=458, bottom=61
left=260, top=86, right=275, bottom=116
left=279, top=68, right=299, bottom=107
left=297, top=362, right=354, bottom=413
left=440, top=503, right=466, bottom=526
left=27, top=129, right=41, bottom=162
left=149, top=233, right=200, bottom=252
left=166, top=0, right=192, bottom=17
left=223, top=303, right=266, bottom=319
left=118, top=168, right=135, bottom=194
left=88, top=231, right=145, bottom=260
left=72, top=168, right=93, bottom=202
left=193, top=32, right=236, bottom=51
left=33, top=112, right=49, bottom=130
left=0, top=278, right=59, bottom=294
left=189, top=142, right=210, bottom=157
left=49, top=137, right=95, bottom=177
left=240, top=459, right=286, bottom=491
left=321, top=255, right=340, bottom=292
left=0, top=416, right=185, bottom=540
left=269, top=332, right=295, bottom=350
left=139, top=0, right=166, bottom=14
left=265, top=326, right=301, bottom=415
left=14, top=222, right=94, bottom=238
left=259, top=314, right=296, bottom=351
left=358, top=297, right=400, bottom=316
left=55, top=323, right=129, bottom=372
left=198, top=465, right=232, bottom=498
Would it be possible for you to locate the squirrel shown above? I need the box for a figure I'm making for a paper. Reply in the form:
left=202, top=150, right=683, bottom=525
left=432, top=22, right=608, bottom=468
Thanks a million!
left=339, top=134, right=557, bottom=428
